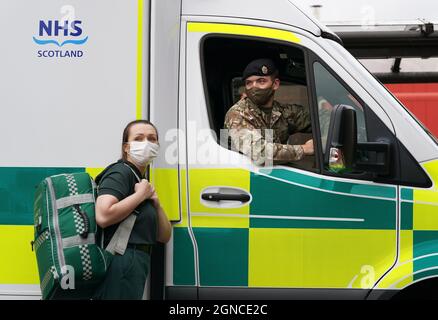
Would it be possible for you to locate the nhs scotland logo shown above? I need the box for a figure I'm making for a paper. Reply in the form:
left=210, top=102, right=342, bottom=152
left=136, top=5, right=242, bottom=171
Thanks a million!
left=33, top=19, right=88, bottom=58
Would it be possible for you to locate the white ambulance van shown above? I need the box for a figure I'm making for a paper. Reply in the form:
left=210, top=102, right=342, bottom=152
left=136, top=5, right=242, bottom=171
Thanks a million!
left=1, top=0, right=438, bottom=300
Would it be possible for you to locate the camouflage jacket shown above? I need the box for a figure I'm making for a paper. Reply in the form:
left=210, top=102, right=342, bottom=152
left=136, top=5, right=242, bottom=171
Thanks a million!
left=224, top=97, right=311, bottom=165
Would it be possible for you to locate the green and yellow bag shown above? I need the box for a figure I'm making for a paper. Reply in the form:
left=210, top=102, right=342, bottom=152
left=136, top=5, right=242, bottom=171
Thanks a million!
left=33, top=162, right=141, bottom=300
left=32, top=172, right=110, bottom=300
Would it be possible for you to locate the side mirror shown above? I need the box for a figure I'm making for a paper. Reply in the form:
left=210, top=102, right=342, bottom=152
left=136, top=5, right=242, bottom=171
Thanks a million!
left=324, top=104, right=357, bottom=173
left=325, top=104, right=391, bottom=176
left=356, top=142, right=391, bottom=175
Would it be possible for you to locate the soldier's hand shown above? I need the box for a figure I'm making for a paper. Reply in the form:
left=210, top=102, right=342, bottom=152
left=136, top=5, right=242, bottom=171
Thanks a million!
left=302, top=139, right=314, bottom=156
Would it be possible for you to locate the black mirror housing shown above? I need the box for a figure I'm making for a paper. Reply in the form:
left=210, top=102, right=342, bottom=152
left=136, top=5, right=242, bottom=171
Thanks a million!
left=324, top=104, right=391, bottom=177
left=324, top=104, right=357, bottom=172
left=356, top=142, right=391, bottom=175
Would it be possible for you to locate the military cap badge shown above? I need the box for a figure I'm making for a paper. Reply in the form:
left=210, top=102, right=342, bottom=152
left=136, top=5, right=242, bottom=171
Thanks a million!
left=262, top=65, right=268, bottom=75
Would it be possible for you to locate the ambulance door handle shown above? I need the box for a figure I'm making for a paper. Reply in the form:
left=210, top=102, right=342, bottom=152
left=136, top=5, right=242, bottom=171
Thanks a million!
left=201, top=192, right=250, bottom=203
left=200, top=187, right=252, bottom=208
left=199, top=186, right=252, bottom=209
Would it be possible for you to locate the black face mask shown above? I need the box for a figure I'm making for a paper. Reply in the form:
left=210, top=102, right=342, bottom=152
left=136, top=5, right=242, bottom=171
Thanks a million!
left=245, top=85, right=275, bottom=107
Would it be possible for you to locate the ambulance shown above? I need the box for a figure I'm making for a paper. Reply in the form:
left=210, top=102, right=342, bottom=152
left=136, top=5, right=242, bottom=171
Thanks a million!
left=1, top=0, right=438, bottom=300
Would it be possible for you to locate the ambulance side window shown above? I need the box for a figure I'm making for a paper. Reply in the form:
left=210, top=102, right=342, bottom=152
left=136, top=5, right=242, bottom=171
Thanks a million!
left=311, top=59, right=432, bottom=187
left=202, top=36, right=318, bottom=172
left=313, top=61, right=368, bottom=156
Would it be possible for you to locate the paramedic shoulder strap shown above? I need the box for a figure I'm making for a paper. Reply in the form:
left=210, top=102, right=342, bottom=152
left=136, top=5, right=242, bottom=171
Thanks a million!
left=105, top=163, right=142, bottom=255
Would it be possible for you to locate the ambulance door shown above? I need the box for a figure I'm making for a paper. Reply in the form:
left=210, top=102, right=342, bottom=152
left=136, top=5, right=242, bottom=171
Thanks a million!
left=183, top=18, right=399, bottom=299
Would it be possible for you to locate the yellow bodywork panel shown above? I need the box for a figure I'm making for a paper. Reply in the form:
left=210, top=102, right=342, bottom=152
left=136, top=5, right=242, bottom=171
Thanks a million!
left=187, top=22, right=301, bottom=44
left=189, top=168, right=250, bottom=228
left=0, top=225, right=39, bottom=284
left=248, top=228, right=396, bottom=288
left=376, top=230, right=414, bottom=289
left=151, top=168, right=180, bottom=222
left=413, top=161, right=438, bottom=230
left=413, top=203, right=438, bottom=231
left=136, top=0, right=144, bottom=119
left=85, top=167, right=104, bottom=180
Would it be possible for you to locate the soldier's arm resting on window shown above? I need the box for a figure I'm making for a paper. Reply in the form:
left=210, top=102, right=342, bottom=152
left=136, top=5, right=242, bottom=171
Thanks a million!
left=224, top=110, right=313, bottom=165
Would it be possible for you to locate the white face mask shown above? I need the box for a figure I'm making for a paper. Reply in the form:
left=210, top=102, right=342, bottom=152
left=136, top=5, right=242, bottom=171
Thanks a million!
left=128, top=140, right=160, bottom=167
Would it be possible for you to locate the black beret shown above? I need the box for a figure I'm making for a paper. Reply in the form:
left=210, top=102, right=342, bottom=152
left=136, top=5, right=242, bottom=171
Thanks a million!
left=242, top=58, right=278, bottom=80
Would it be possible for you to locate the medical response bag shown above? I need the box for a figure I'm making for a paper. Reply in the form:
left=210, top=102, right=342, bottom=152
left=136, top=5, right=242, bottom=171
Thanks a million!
left=32, top=172, right=110, bottom=300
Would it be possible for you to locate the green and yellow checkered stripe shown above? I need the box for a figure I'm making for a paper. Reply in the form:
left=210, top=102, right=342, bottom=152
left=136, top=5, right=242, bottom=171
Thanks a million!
left=378, top=160, right=438, bottom=289
left=173, top=167, right=399, bottom=288
left=172, top=161, right=438, bottom=289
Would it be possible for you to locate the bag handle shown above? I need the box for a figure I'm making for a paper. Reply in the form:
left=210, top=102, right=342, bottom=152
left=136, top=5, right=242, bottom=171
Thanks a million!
left=104, top=163, right=143, bottom=255
left=122, top=163, right=142, bottom=183
left=74, top=204, right=90, bottom=239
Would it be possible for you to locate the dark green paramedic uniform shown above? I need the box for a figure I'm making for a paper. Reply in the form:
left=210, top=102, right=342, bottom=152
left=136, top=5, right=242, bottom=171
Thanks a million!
left=93, top=160, right=158, bottom=300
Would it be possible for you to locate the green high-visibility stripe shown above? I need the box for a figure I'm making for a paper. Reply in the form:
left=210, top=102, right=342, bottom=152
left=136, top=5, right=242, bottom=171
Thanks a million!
left=0, top=167, right=84, bottom=225
left=250, top=173, right=396, bottom=230
left=173, top=227, right=196, bottom=286
left=194, top=227, right=248, bottom=287
left=401, top=188, right=414, bottom=201
left=413, top=230, right=438, bottom=282
left=259, top=168, right=396, bottom=199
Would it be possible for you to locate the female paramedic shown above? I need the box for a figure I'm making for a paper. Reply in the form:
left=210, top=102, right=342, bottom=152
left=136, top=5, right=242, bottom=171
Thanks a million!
left=94, top=119, right=172, bottom=300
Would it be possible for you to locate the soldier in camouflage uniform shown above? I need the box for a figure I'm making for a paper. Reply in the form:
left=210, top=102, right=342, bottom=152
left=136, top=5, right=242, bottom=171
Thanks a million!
left=224, top=58, right=314, bottom=166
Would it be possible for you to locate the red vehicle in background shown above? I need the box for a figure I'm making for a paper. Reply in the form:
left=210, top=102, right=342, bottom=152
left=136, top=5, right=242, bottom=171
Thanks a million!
left=385, top=83, right=438, bottom=137
left=331, top=21, right=438, bottom=137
